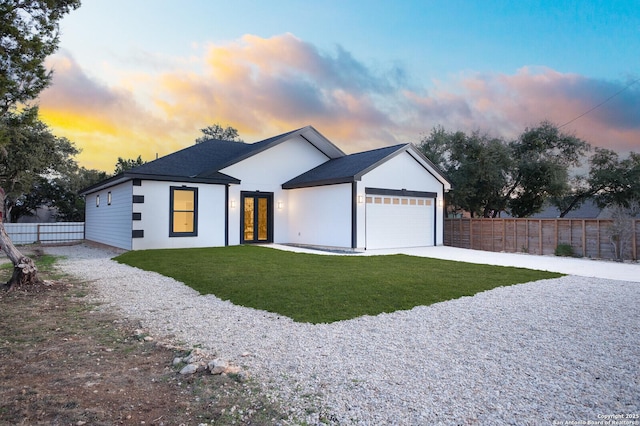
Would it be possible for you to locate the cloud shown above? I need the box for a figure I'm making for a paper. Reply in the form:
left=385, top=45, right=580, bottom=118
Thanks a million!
left=403, top=67, right=640, bottom=153
left=39, top=51, right=188, bottom=171
left=155, top=33, right=399, bottom=145
left=39, top=36, right=640, bottom=172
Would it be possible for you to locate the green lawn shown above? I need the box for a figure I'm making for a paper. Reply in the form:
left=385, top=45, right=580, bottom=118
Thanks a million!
left=115, top=246, right=562, bottom=324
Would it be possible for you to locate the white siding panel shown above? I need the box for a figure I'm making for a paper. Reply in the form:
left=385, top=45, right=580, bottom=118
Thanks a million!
left=223, top=135, right=331, bottom=245
left=132, top=181, right=226, bottom=250
left=84, top=182, right=133, bottom=250
left=287, top=184, right=352, bottom=248
left=363, top=151, right=442, bottom=191
left=221, top=135, right=329, bottom=187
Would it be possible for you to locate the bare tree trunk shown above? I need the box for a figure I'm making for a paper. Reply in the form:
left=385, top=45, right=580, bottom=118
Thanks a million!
left=0, top=189, right=40, bottom=290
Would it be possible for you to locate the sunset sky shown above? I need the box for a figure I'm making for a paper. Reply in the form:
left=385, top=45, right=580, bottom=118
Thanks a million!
left=38, top=0, right=640, bottom=172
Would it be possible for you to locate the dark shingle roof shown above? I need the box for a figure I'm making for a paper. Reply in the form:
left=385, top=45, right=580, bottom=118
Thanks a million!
left=127, top=127, right=308, bottom=180
left=130, top=139, right=252, bottom=181
left=282, top=144, right=408, bottom=189
left=79, top=127, right=313, bottom=195
left=80, top=127, right=418, bottom=195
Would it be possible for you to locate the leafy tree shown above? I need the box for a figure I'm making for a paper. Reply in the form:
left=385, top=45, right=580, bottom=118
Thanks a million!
left=0, top=107, right=79, bottom=220
left=0, top=0, right=81, bottom=114
left=0, top=0, right=81, bottom=289
left=195, top=123, right=244, bottom=144
left=587, top=148, right=640, bottom=208
left=420, top=127, right=511, bottom=217
left=419, top=121, right=590, bottom=218
left=548, top=174, right=591, bottom=218
left=15, top=167, right=108, bottom=222
left=550, top=149, right=640, bottom=217
left=505, top=121, right=590, bottom=217
left=114, top=155, right=145, bottom=175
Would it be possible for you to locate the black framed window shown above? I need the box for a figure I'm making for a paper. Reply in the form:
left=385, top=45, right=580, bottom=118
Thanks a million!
left=170, top=186, right=198, bottom=237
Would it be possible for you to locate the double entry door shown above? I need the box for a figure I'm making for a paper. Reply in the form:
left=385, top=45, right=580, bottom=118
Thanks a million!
left=241, top=192, right=273, bottom=243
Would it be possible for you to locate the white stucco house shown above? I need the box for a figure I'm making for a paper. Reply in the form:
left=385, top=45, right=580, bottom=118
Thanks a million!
left=80, top=126, right=452, bottom=251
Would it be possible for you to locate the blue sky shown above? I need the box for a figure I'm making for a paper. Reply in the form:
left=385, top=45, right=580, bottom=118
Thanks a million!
left=39, top=0, right=640, bottom=170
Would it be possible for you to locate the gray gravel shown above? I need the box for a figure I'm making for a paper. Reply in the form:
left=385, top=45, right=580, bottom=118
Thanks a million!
left=47, top=244, right=640, bottom=425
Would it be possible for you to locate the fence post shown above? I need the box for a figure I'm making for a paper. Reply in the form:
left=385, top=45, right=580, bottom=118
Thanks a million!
left=632, top=219, right=637, bottom=261
left=582, top=220, right=586, bottom=258
left=538, top=220, right=542, bottom=255
left=491, top=219, right=495, bottom=252
left=597, top=219, right=601, bottom=259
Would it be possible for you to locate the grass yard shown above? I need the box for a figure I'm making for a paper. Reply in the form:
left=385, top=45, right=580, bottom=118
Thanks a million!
left=115, top=246, right=562, bottom=324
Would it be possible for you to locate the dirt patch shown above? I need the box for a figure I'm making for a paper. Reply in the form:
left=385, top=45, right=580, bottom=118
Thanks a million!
left=0, top=259, right=285, bottom=425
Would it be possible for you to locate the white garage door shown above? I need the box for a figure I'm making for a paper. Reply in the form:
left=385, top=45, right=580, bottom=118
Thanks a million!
left=365, top=194, right=434, bottom=249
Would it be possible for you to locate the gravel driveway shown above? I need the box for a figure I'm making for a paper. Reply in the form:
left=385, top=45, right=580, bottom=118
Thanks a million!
left=46, top=244, right=640, bottom=425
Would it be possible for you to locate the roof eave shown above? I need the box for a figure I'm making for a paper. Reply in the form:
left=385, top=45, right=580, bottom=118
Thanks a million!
left=79, top=172, right=240, bottom=195
left=282, top=176, right=355, bottom=190
left=218, top=126, right=346, bottom=172
left=79, top=173, right=130, bottom=195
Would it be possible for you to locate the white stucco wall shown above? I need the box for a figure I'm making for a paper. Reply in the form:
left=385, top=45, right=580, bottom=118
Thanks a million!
left=131, top=180, right=227, bottom=250
left=358, top=150, right=447, bottom=246
left=84, top=182, right=133, bottom=250
left=287, top=183, right=352, bottom=248
left=222, top=135, right=330, bottom=245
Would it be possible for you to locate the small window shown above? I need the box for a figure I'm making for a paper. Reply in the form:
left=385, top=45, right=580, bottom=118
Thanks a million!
left=96, top=194, right=100, bottom=207
left=170, top=186, right=198, bottom=237
left=393, top=198, right=400, bottom=205
left=401, top=199, right=408, bottom=205
left=425, top=199, right=432, bottom=206
left=410, top=199, right=417, bottom=205
left=383, top=198, right=391, bottom=204
left=366, top=196, right=373, bottom=204
left=374, top=197, right=382, bottom=204
left=418, top=199, right=425, bottom=206
left=107, top=192, right=112, bottom=205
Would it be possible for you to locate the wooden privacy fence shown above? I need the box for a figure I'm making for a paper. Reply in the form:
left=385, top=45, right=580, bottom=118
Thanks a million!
left=444, top=218, right=640, bottom=261
left=4, top=222, right=85, bottom=245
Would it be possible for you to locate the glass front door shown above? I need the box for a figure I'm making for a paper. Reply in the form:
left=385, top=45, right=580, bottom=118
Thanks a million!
left=241, top=192, right=273, bottom=243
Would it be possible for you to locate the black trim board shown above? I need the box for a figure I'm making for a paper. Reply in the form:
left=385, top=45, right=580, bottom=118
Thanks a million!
left=434, top=195, right=438, bottom=246
left=351, top=182, right=357, bottom=249
left=365, top=187, right=437, bottom=198
left=225, top=185, right=229, bottom=246
left=283, top=176, right=353, bottom=190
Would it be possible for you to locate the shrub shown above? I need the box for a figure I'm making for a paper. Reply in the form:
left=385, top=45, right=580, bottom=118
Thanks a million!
left=555, top=243, right=574, bottom=257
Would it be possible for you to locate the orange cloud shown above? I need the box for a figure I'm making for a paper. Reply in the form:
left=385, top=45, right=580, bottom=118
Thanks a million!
left=39, top=37, right=639, bottom=173
left=39, top=52, right=191, bottom=171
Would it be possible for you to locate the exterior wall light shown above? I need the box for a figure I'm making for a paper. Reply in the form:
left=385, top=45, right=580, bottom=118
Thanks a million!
left=277, top=201, right=284, bottom=210
left=230, top=200, right=236, bottom=209
left=357, top=195, right=364, bottom=203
